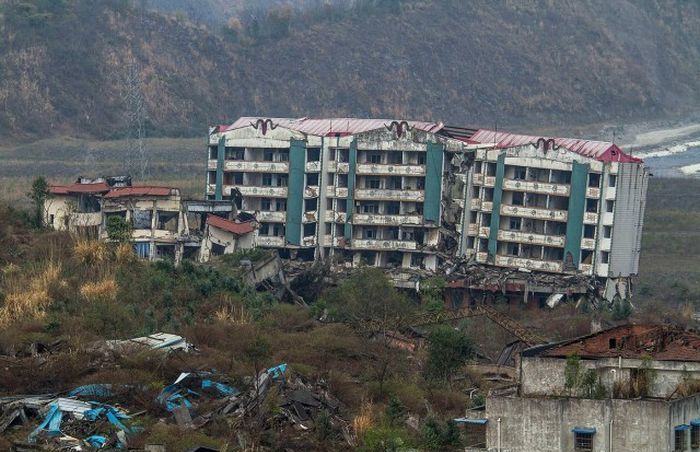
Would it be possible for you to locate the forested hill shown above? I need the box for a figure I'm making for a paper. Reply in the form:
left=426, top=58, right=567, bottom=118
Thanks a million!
left=0, top=0, right=698, bottom=142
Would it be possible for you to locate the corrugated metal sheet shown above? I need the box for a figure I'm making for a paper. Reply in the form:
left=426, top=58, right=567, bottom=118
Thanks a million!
left=104, top=186, right=174, bottom=198
left=207, top=215, right=256, bottom=236
left=468, top=129, right=642, bottom=163
left=222, top=117, right=443, bottom=137
left=48, top=182, right=111, bottom=195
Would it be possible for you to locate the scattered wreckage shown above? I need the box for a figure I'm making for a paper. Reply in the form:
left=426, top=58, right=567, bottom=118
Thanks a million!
left=0, top=332, right=353, bottom=451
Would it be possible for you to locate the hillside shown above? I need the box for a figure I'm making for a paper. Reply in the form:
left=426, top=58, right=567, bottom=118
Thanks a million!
left=0, top=0, right=698, bottom=142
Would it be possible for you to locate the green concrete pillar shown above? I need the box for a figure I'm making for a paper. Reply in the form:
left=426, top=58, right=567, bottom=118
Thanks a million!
left=487, top=153, right=506, bottom=259
left=344, top=139, right=357, bottom=240
left=215, top=136, right=225, bottom=200
left=424, top=142, right=445, bottom=223
left=286, top=139, right=306, bottom=246
left=564, top=161, right=589, bottom=270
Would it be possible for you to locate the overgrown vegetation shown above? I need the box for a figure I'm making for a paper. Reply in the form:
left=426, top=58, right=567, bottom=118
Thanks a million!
left=0, top=202, right=475, bottom=450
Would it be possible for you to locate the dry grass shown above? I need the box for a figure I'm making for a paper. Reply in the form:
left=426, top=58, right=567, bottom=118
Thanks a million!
left=0, top=261, right=62, bottom=325
left=115, top=242, right=136, bottom=264
left=79, top=278, right=118, bottom=302
left=74, top=239, right=109, bottom=264
left=352, top=400, right=375, bottom=437
left=214, top=303, right=253, bottom=325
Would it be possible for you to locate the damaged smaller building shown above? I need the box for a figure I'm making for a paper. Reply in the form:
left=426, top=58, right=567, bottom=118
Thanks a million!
left=464, top=324, right=700, bottom=452
left=45, top=177, right=258, bottom=264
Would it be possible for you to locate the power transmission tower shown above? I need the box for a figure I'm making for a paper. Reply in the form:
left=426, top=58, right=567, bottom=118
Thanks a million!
left=122, top=58, right=149, bottom=179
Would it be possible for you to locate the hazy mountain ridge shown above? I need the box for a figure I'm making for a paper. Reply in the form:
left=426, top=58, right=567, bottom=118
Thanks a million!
left=0, top=0, right=698, bottom=142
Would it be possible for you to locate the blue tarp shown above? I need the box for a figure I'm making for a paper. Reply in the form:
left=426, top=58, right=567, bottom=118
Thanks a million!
left=28, top=404, right=62, bottom=443
left=85, top=435, right=108, bottom=448
left=202, top=379, right=239, bottom=397
left=691, top=419, right=700, bottom=427
left=675, top=424, right=690, bottom=431
left=572, top=427, right=596, bottom=434
left=267, top=363, right=287, bottom=379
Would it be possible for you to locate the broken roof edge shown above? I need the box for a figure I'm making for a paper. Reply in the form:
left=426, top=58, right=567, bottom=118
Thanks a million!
left=467, top=128, right=643, bottom=163
left=521, top=323, right=700, bottom=362
left=207, top=215, right=256, bottom=235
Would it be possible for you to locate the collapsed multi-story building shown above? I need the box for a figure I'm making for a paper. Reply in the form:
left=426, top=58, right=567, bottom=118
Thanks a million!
left=206, top=117, right=648, bottom=301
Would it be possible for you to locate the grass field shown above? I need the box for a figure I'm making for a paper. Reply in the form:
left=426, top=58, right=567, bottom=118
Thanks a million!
left=1, top=137, right=698, bottom=310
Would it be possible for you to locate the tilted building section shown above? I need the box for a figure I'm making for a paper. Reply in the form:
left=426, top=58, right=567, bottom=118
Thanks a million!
left=207, top=117, right=648, bottom=300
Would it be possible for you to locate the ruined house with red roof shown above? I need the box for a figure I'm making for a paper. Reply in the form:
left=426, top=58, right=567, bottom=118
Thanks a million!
left=463, top=324, right=700, bottom=452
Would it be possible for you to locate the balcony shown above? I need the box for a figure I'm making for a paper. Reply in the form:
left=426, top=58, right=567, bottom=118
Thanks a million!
left=479, top=226, right=490, bottom=238
left=500, top=204, right=568, bottom=222
left=68, top=212, right=102, bottom=228
left=235, top=185, right=288, bottom=198
left=503, top=179, right=570, bottom=196
left=476, top=252, right=488, bottom=263
left=470, top=198, right=482, bottom=210
left=352, top=239, right=417, bottom=251
left=305, top=161, right=321, bottom=172
left=586, top=186, right=600, bottom=198
left=304, top=185, right=320, bottom=198
left=323, top=235, right=346, bottom=247
left=325, top=211, right=347, bottom=223
left=583, top=212, right=598, bottom=224
left=581, top=238, right=596, bottom=250
left=256, top=236, right=285, bottom=247
left=484, top=176, right=496, bottom=187
left=351, top=213, right=423, bottom=226
left=302, top=235, right=317, bottom=246
left=327, top=187, right=349, bottom=198
left=468, top=223, right=478, bottom=235
left=327, top=162, right=349, bottom=173
left=498, top=230, right=565, bottom=247
left=580, top=263, right=593, bottom=274
left=473, top=173, right=484, bottom=184
left=356, top=163, right=426, bottom=176
left=303, top=211, right=318, bottom=223
left=495, top=254, right=564, bottom=273
left=355, top=188, right=424, bottom=202
left=208, top=160, right=290, bottom=173
left=246, top=210, right=286, bottom=222
left=482, top=201, right=493, bottom=212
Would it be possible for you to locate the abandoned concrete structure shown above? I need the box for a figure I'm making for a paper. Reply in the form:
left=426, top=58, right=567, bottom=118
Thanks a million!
left=45, top=178, right=181, bottom=261
left=462, top=325, right=700, bottom=451
left=207, top=117, right=648, bottom=299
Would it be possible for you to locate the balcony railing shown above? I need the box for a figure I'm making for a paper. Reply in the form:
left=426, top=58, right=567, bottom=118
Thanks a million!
left=351, top=239, right=418, bottom=250
left=355, top=188, right=424, bottom=202
left=325, top=211, right=347, bottom=223
left=303, top=211, right=318, bottom=223
left=495, top=254, right=564, bottom=273
left=256, top=236, right=285, bottom=247
left=304, top=185, right=320, bottom=198
left=234, top=186, right=288, bottom=198
left=246, top=210, right=286, bottom=222
left=305, top=161, right=321, bottom=172
left=498, top=230, right=565, bottom=247
left=356, top=163, right=426, bottom=176
left=351, top=213, right=423, bottom=226
left=503, top=179, right=570, bottom=196
left=501, top=204, right=568, bottom=222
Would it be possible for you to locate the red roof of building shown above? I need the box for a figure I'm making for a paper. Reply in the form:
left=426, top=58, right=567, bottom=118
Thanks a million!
left=104, top=186, right=174, bottom=198
left=527, top=324, right=700, bottom=362
left=221, top=117, right=444, bottom=137
left=207, top=215, right=256, bottom=235
left=467, top=129, right=642, bottom=163
left=49, top=182, right=111, bottom=195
